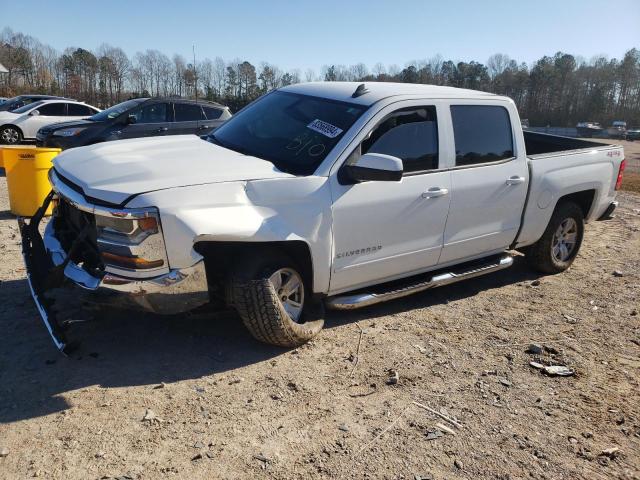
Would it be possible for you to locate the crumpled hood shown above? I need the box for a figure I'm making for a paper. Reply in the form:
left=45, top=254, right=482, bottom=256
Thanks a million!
left=53, top=135, right=293, bottom=205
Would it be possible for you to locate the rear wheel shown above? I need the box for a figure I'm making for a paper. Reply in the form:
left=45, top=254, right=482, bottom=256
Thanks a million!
left=0, top=125, right=22, bottom=144
left=230, top=252, right=324, bottom=347
left=526, top=202, right=584, bottom=274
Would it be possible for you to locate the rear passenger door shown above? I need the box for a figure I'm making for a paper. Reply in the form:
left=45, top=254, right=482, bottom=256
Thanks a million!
left=119, top=102, right=171, bottom=139
left=439, top=103, right=528, bottom=264
left=170, top=103, right=206, bottom=136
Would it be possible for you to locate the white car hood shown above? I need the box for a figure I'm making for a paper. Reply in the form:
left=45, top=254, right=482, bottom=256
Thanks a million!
left=0, top=111, right=19, bottom=120
left=53, top=135, right=294, bottom=205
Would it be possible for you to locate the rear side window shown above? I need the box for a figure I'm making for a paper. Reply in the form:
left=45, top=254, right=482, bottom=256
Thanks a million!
left=203, top=106, right=223, bottom=120
left=67, top=104, right=95, bottom=116
left=451, top=105, right=514, bottom=166
left=174, top=103, right=205, bottom=122
left=362, top=107, right=438, bottom=173
left=37, top=103, right=66, bottom=116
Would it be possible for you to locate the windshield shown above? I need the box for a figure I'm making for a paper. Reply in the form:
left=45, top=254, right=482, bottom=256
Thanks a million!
left=89, top=98, right=147, bottom=121
left=209, top=91, right=367, bottom=175
left=13, top=101, right=46, bottom=114
left=0, top=96, right=28, bottom=111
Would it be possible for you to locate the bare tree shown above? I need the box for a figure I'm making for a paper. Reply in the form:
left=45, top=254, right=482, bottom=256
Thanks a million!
left=304, top=68, right=316, bottom=82
left=487, top=53, right=511, bottom=79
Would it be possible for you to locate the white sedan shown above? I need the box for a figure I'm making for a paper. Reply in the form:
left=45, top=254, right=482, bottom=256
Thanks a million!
left=0, top=99, right=101, bottom=144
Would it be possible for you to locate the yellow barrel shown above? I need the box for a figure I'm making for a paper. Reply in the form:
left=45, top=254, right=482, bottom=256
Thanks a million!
left=0, top=147, right=4, bottom=168
left=3, top=146, right=61, bottom=216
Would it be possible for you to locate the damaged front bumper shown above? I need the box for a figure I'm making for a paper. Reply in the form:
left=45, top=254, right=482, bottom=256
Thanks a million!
left=20, top=192, right=209, bottom=353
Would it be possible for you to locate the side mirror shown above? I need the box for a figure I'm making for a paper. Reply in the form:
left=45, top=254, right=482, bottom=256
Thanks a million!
left=30, top=109, right=41, bottom=116
left=339, top=153, right=403, bottom=184
left=126, top=114, right=137, bottom=125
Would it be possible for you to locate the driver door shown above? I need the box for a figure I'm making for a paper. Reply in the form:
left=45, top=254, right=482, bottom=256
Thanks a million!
left=329, top=102, right=452, bottom=293
left=118, top=102, right=171, bottom=139
left=24, top=102, right=67, bottom=138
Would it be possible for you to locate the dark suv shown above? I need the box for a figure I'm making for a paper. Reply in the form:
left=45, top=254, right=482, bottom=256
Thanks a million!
left=36, top=98, right=232, bottom=149
left=0, top=94, right=68, bottom=112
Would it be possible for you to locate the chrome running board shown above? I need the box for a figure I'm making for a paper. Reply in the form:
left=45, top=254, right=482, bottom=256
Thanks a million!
left=326, top=254, right=514, bottom=310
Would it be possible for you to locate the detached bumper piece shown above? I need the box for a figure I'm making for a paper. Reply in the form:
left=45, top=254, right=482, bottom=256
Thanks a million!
left=20, top=192, right=210, bottom=354
left=19, top=191, right=73, bottom=353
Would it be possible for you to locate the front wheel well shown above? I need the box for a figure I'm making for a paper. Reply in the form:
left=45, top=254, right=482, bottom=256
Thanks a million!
left=555, top=189, right=595, bottom=219
left=194, top=240, right=314, bottom=297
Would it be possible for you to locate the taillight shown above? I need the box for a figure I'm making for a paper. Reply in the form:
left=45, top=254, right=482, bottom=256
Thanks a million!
left=615, top=159, right=626, bottom=190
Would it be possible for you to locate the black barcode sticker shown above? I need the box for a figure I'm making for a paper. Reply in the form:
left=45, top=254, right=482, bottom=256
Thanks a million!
left=307, top=119, right=343, bottom=138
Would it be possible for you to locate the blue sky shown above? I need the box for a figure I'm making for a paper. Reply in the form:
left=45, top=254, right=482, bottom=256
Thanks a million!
left=3, top=0, right=639, bottom=72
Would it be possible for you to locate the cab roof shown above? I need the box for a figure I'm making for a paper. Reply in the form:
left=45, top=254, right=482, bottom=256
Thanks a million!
left=280, top=81, right=500, bottom=106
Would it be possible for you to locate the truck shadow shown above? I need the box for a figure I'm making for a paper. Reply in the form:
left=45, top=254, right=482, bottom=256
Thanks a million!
left=0, top=256, right=541, bottom=424
left=0, top=278, right=285, bottom=424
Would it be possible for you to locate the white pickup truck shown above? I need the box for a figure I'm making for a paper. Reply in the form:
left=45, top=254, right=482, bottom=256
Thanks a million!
left=20, top=82, right=626, bottom=353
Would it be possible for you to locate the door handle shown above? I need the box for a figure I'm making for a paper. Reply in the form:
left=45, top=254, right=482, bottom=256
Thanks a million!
left=157, top=127, right=168, bottom=133
left=421, top=187, right=449, bottom=199
left=199, top=125, right=210, bottom=130
left=506, top=176, right=525, bottom=185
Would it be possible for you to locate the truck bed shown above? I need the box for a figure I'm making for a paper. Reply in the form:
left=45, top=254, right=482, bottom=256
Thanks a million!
left=515, top=132, right=624, bottom=249
left=523, top=131, right=610, bottom=157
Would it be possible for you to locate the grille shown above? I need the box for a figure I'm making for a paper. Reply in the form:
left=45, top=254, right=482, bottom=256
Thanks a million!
left=54, top=198, right=102, bottom=270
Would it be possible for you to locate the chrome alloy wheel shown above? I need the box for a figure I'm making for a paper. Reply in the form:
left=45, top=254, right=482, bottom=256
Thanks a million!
left=551, top=218, right=578, bottom=262
left=269, top=268, right=305, bottom=322
left=1, top=127, right=20, bottom=144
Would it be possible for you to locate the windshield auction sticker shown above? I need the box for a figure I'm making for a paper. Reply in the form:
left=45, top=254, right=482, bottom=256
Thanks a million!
left=307, top=119, right=343, bottom=138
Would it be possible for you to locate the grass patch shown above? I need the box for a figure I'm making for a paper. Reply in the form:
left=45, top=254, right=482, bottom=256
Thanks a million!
left=621, top=172, right=640, bottom=193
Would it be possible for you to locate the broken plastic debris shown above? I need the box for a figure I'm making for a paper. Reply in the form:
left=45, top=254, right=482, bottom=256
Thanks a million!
left=543, top=365, right=574, bottom=377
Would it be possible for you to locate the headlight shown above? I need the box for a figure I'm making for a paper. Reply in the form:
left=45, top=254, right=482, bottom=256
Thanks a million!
left=53, top=127, right=87, bottom=137
left=95, top=212, right=158, bottom=245
left=95, top=208, right=168, bottom=273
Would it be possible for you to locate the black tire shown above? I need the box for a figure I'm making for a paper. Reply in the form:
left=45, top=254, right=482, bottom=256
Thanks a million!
left=230, top=252, right=324, bottom=347
left=0, top=125, right=22, bottom=145
left=526, top=202, right=584, bottom=274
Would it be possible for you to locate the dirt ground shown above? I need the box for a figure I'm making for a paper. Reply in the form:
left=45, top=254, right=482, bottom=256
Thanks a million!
left=0, top=172, right=639, bottom=480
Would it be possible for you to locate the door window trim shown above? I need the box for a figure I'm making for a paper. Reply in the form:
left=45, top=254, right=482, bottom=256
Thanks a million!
left=128, top=102, right=170, bottom=125
left=173, top=102, right=206, bottom=122
left=326, top=99, right=455, bottom=177
left=448, top=103, right=519, bottom=171
left=343, top=104, right=442, bottom=177
left=37, top=102, right=67, bottom=117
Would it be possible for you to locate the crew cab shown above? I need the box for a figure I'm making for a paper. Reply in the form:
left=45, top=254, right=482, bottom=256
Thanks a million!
left=20, top=82, right=626, bottom=352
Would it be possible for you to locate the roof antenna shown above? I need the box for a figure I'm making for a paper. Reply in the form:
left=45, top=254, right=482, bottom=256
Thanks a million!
left=352, top=83, right=369, bottom=98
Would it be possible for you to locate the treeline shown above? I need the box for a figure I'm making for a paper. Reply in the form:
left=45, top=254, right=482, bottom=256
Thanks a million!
left=1, top=27, right=639, bottom=126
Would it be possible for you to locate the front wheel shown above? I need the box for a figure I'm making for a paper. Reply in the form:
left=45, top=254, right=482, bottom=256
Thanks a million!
left=526, top=202, right=585, bottom=274
left=0, top=125, right=22, bottom=144
left=230, top=254, right=324, bottom=347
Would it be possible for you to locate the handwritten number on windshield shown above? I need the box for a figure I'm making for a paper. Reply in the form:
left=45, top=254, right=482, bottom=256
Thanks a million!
left=286, top=134, right=326, bottom=157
